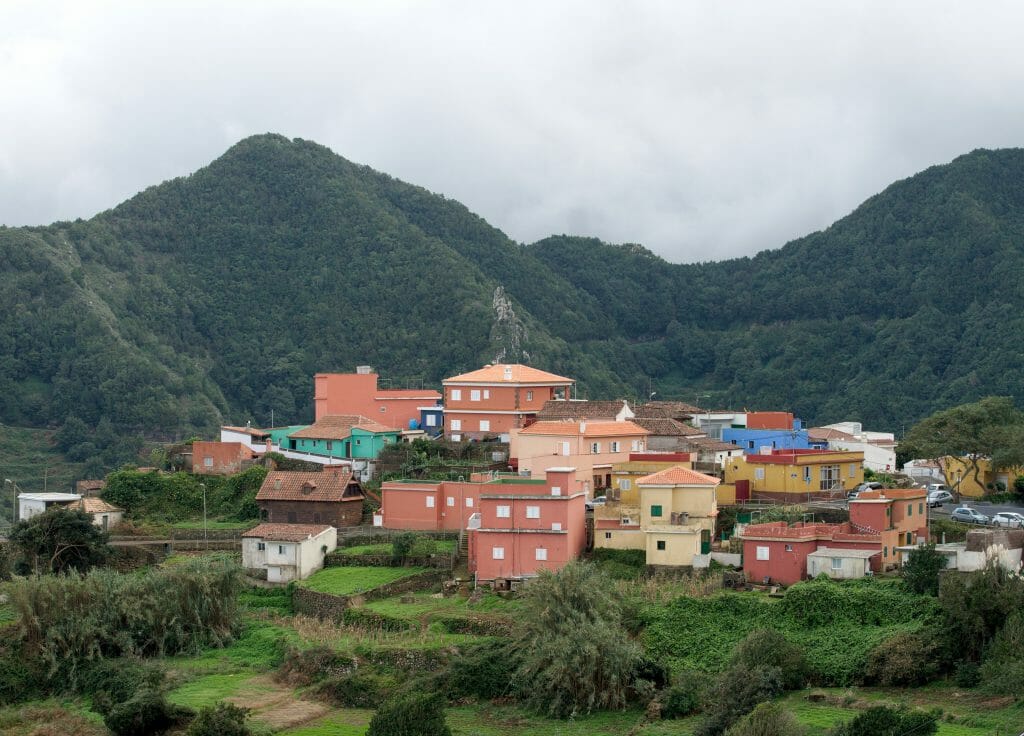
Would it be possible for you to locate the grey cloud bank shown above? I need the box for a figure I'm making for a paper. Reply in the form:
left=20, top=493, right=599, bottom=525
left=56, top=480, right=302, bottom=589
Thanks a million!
left=2, top=1, right=1023, bottom=263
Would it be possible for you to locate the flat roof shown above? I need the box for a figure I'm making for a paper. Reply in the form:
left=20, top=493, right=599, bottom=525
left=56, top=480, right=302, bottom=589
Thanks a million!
left=808, top=548, right=879, bottom=559
left=19, top=492, right=81, bottom=502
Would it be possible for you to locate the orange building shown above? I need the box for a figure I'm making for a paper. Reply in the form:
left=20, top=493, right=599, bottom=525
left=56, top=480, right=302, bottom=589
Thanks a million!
left=442, top=364, right=574, bottom=441
left=848, top=488, right=929, bottom=566
left=192, top=441, right=258, bottom=475
left=314, top=367, right=441, bottom=428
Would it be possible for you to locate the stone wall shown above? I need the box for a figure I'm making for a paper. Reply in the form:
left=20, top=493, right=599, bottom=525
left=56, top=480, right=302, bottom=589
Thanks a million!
left=292, top=569, right=448, bottom=621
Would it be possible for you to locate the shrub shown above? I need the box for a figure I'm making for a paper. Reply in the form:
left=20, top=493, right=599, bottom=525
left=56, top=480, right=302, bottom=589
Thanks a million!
left=186, top=702, right=251, bottom=736
left=366, top=691, right=451, bottom=736
left=864, top=632, right=939, bottom=687
left=275, top=646, right=355, bottom=686
left=829, top=705, right=937, bottom=736
left=954, top=661, right=980, bottom=688
left=978, top=610, right=1024, bottom=694
left=0, top=649, right=42, bottom=705
left=695, top=665, right=784, bottom=736
left=729, top=628, right=807, bottom=690
left=901, top=544, right=946, bottom=596
left=9, top=507, right=110, bottom=574
left=103, top=685, right=191, bottom=736
left=391, top=532, right=418, bottom=560
left=314, top=671, right=395, bottom=708
left=659, top=670, right=705, bottom=719
left=409, top=537, right=438, bottom=557
left=443, top=640, right=517, bottom=700
left=512, top=561, right=642, bottom=718
left=723, top=701, right=806, bottom=736
left=79, top=657, right=166, bottom=708
left=343, top=607, right=413, bottom=632
left=939, top=561, right=1024, bottom=664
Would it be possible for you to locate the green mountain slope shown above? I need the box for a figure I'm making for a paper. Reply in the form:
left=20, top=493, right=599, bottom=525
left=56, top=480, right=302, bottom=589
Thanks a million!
left=2, top=135, right=1023, bottom=446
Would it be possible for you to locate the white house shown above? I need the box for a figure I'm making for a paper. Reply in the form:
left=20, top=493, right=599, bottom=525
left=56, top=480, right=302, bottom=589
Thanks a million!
left=17, top=492, right=82, bottom=521
left=810, top=422, right=897, bottom=473
left=70, top=497, right=124, bottom=530
left=241, top=523, right=337, bottom=583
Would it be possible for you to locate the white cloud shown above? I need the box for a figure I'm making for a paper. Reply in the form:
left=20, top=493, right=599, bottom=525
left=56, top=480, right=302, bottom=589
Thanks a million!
left=2, top=1, right=1024, bottom=261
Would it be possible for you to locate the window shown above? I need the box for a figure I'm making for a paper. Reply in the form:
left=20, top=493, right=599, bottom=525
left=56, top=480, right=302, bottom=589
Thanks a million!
left=819, top=465, right=840, bottom=490
left=426, top=415, right=437, bottom=427
left=447, top=496, right=455, bottom=507
left=620, top=479, right=631, bottom=491
left=591, top=442, right=600, bottom=454
left=610, top=441, right=620, bottom=453
left=755, top=468, right=765, bottom=480
left=535, top=547, right=547, bottom=561
left=483, top=389, right=490, bottom=399
left=451, top=434, right=461, bottom=442
left=560, top=441, right=570, bottom=456
left=426, top=496, right=435, bottom=508
left=526, top=390, right=534, bottom=401
left=278, top=545, right=285, bottom=555
left=326, top=441, right=333, bottom=451
left=906, top=532, right=913, bottom=545
left=756, top=546, right=770, bottom=560
left=907, top=503, right=913, bottom=516
left=470, top=389, right=481, bottom=401
left=526, top=505, right=540, bottom=519
left=287, top=511, right=297, bottom=523
left=550, top=486, right=562, bottom=496
left=313, top=512, right=321, bottom=523
left=785, top=544, right=793, bottom=552
left=450, top=389, right=462, bottom=401
left=621, top=517, right=632, bottom=525
left=849, top=464, right=856, bottom=477
left=656, top=540, right=666, bottom=551
left=203, top=456, right=213, bottom=467
left=492, top=546, right=505, bottom=560
left=883, top=546, right=888, bottom=557
left=803, top=466, right=811, bottom=481
left=552, top=522, right=562, bottom=530
left=919, top=502, right=924, bottom=514
left=496, top=505, right=510, bottom=518
left=257, top=542, right=265, bottom=551
left=465, top=498, right=474, bottom=508
left=650, top=504, right=663, bottom=517
left=605, top=532, right=612, bottom=539
left=479, top=420, right=490, bottom=432
left=450, top=419, right=462, bottom=431
left=831, top=557, right=842, bottom=570
left=631, top=440, right=642, bottom=451
left=748, top=440, right=755, bottom=449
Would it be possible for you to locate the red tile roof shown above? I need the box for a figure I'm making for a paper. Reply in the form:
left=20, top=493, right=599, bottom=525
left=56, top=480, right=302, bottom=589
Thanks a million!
left=256, top=469, right=363, bottom=502
left=637, top=466, right=720, bottom=486
left=535, top=399, right=631, bottom=420
left=632, top=417, right=704, bottom=437
left=69, top=497, right=123, bottom=513
left=242, top=523, right=334, bottom=542
left=444, top=363, right=573, bottom=384
left=518, top=420, right=649, bottom=438
left=808, top=427, right=857, bottom=442
left=289, top=415, right=400, bottom=440
left=635, top=401, right=703, bottom=419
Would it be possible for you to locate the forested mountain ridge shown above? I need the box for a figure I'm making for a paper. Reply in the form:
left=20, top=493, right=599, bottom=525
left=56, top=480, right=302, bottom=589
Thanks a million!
left=2, top=135, right=1023, bottom=448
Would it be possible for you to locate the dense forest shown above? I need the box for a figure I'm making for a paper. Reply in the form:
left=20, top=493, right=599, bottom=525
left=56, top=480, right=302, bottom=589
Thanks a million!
left=2, top=134, right=1024, bottom=445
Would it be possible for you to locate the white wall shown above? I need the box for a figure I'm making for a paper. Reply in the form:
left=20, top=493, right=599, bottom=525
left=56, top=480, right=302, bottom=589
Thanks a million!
left=807, top=555, right=871, bottom=579
left=242, top=528, right=338, bottom=583
left=18, top=498, right=47, bottom=520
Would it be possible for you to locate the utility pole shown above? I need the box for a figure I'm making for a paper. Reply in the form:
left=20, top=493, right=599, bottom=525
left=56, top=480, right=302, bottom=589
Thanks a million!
left=200, top=483, right=208, bottom=550
left=4, top=478, right=17, bottom=526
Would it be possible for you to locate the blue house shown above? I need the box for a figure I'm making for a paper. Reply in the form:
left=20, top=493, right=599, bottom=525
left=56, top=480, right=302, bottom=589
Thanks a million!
left=418, top=405, right=444, bottom=438
left=722, top=416, right=811, bottom=455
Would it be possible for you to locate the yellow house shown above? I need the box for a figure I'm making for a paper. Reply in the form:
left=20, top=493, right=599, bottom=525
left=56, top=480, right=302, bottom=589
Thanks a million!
left=640, top=466, right=719, bottom=567
left=724, top=449, right=864, bottom=502
left=610, top=452, right=693, bottom=505
left=941, top=456, right=1024, bottom=498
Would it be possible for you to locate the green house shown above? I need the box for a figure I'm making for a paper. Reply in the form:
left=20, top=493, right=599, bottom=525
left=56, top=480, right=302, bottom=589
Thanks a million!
left=284, top=415, right=400, bottom=460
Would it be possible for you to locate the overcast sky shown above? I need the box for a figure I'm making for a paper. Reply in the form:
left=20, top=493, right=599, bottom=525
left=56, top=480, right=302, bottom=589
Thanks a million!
left=3, top=2, right=1024, bottom=263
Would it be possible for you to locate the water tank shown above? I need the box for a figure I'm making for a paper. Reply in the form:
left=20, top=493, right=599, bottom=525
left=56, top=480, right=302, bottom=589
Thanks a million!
left=409, top=419, right=420, bottom=430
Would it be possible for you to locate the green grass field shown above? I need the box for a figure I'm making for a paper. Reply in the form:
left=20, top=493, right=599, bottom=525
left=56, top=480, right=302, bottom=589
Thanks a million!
left=298, top=566, right=428, bottom=595
left=338, top=539, right=456, bottom=556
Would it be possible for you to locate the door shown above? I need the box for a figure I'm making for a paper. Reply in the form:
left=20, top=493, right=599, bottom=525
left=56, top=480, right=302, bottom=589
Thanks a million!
left=700, top=529, right=711, bottom=554
left=101, top=515, right=109, bottom=531
left=735, top=480, right=750, bottom=502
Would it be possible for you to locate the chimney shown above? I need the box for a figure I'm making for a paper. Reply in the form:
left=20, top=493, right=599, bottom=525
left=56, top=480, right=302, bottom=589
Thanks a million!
left=356, top=365, right=373, bottom=375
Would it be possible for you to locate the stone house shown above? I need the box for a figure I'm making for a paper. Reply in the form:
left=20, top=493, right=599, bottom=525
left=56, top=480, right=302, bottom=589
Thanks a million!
left=255, top=468, right=365, bottom=527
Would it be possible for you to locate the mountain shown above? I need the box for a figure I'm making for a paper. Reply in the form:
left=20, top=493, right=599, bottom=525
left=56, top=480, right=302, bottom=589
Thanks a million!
left=2, top=135, right=1024, bottom=452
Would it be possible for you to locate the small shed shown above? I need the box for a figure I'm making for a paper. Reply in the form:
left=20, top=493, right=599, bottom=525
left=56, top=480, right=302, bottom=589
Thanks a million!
left=242, top=523, right=337, bottom=583
left=806, top=547, right=879, bottom=580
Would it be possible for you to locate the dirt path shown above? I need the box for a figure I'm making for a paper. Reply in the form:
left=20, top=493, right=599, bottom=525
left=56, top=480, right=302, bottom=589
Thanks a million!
left=226, top=675, right=331, bottom=730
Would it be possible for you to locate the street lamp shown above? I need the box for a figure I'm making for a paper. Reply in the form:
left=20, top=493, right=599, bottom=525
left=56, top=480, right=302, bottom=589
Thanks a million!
left=199, top=483, right=208, bottom=550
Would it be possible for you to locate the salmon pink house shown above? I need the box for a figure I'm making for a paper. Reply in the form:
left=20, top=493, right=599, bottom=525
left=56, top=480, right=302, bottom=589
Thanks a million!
left=442, top=364, right=574, bottom=442
left=468, top=467, right=588, bottom=581
left=315, top=367, right=441, bottom=428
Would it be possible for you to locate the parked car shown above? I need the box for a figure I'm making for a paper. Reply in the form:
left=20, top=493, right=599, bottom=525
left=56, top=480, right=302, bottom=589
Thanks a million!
left=927, top=483, right=951, bottom=493
left=991, top=511, right=1024, bottom=528
left=927, top=490, right=954, bottom=507
left=951, top=507, right=989, bottom=525
left=585, top=496, right=607, bottom=511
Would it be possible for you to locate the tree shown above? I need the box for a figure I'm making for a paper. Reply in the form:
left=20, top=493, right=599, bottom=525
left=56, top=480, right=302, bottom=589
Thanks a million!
left=366, top=691, right=451, bottom=736
left=186, top=702, right=251, bottom=736
left=728, top=629, right=807, bottom=690
left=511, top=561, right=643, bottom=718
left=829, top=705, right=937, bottom=736
left=900, top=397, right=1024, bottom=498
left=9, top=506, right=110, bottom=574
left=695, top=664, right=784, bottom=736
left=723, top=702, right=805, bottom=736
left=901, top=543, right=946, bottom=596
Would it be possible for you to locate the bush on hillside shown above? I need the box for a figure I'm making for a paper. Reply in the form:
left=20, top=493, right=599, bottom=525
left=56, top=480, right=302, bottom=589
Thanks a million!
left=864, top=632, right=939, bottom=687
left=512, top=561, right=642, bottom=718
left=659, top=670, right=706, bottom=719
left=694, top=664, right=784, bottom=736
left=723, top=701, right=806, bottom=736
left=729, top=628, right=807, bottom=690
left=938, top=561, right=1024, bottom=664
left=366, top=691, right=451, bottom=736
left=102, top=684, right=191, bottom=736
left=829, top=705, right=937, bottom=736
left=314, top=671, right=395, bottom=708
left=391, top=532, right=418, bottom=561
left=275, top=646, right=355, bottom=686
left=901, top=543, right=946, bottom=596
left=443, top=639, right=517, bottom=700
left=186, top=702, right=251, bottom=736
left=978, top=610, right=1024, bottom=694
